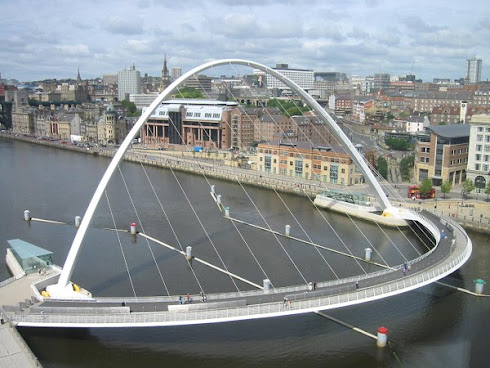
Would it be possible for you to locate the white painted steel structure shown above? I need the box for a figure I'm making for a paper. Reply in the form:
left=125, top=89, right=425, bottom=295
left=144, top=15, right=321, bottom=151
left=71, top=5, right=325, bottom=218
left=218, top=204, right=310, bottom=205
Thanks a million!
left=43, top=60, right=469, bottom=319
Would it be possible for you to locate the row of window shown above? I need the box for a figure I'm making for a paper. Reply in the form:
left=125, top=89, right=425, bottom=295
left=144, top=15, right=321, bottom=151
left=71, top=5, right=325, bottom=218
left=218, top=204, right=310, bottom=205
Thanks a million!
left=475, top=145, right=490, bottom=152
left=449, top=158, right=468, bottom=165
left=185, top=112, right=221, bottom=118
left=476, top=134, right=490, bottom=142
left=474, top=154, right=490, bottom=162
left=476, top=126, right=490, bottom=132
left=475, top=163, right=489, bottom=172
left=450, top=148, right=469, bottom=154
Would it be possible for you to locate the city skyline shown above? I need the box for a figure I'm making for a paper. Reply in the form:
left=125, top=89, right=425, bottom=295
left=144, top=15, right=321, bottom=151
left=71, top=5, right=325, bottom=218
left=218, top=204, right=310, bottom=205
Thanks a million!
left=1, top=0, right=488, bottom=82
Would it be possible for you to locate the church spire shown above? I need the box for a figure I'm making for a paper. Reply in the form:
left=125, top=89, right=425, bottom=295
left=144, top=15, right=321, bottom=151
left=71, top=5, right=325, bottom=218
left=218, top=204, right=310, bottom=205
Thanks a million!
left=160, top=54, right=171, bottom=92
left=77, top=67, right=82, bottom=83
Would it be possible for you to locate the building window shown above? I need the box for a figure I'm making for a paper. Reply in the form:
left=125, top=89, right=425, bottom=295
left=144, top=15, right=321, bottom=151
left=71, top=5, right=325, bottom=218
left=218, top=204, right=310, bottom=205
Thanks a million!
left=475, top=163, right=481, bottom=170
left=329, top=164, right=338, bottom=184
left=476, top=154, right=482, bottom=161
left=421, top=147, right=430, bottom=153
left=477, top=134, right=483, bottom=142
left=295, top=159, right=303, bottom=177
left=477, top=126, right=484, bottom=132
left=477, top=145, right=482, bottom=151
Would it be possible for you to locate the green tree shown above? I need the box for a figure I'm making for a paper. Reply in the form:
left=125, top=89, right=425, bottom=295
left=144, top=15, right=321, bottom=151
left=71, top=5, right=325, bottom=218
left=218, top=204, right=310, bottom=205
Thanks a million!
left=120, top=100, right=138, bottom=115
left=267, top=98, right=310, bottom=117
left=440, top=180, right=452, bottom=199
left=419, top=178, right=433, bottom=195
left=376, top=156, right=388, bottom=179
left=484, top=181, right=490, bottom=201
left=174, top=87, right=204, bottom=99
left=385, top=137, right=411, bottom=151
left=399, top=155, right=414, bottom=181
left=462, top=178, right=475, bottom=198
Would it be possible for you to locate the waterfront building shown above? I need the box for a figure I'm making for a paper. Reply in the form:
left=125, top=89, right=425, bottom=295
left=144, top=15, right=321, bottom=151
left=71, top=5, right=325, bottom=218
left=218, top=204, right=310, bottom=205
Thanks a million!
left=414, top=124, right=470, bottom=186
left=12, top=108, right=35, bottom=134
left=230, top=107, right=259, bottom=149
left=141, top=99, right=238, bottom=149
left=117, top=64, right=141, bottom=101
left=467, top=57, right=482, bottom=84
left=97, top=105, right=128, bottom=145
left=256, top=140, right=374, bottom=186
left=466, top=114, right=490, bottom=192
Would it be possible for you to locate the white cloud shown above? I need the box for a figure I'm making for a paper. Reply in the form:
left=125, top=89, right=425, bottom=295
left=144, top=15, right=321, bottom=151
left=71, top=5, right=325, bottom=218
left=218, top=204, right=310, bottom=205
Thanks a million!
left=55, top=44, right=90, bottom=56
left=0, top=0, right=488, bottom=81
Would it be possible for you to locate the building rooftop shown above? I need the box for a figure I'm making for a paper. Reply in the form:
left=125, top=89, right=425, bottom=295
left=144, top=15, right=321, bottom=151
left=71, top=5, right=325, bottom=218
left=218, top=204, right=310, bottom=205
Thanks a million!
left=425, top=124, right=470, bottom=138
left=8, top=239, right=53, bottom=260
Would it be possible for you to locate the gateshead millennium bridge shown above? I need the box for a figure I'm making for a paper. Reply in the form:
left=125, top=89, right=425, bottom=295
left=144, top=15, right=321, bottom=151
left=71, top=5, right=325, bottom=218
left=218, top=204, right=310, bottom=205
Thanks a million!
left=0, top=59, right=472, bottom=328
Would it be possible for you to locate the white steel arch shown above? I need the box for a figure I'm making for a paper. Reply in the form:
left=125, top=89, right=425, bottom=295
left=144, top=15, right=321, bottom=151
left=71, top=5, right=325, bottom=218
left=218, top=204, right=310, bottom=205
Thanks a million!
left=49, top=59, right=394, bottom=296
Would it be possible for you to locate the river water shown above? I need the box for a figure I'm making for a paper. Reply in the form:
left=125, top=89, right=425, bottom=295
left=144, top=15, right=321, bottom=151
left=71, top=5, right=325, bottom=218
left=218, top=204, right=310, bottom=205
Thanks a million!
left=0, top=137, right=488, bottom=368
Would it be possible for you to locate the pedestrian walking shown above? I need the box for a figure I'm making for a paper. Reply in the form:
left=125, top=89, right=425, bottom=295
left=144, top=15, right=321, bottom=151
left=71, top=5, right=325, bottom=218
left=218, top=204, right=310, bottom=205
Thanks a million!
left=355, top=281, right=359, bottom=290
left=283, top=297, right=288, bottom=307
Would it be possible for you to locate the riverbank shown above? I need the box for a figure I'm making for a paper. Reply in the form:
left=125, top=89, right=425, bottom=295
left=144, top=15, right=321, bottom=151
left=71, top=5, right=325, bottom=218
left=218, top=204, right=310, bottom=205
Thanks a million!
left=3, top=131, right=490, bottom=234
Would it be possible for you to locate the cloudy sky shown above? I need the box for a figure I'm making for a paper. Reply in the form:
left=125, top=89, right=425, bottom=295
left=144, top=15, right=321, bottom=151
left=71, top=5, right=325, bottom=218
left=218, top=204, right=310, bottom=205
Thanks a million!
left=1, top=0, right=488, bottom=82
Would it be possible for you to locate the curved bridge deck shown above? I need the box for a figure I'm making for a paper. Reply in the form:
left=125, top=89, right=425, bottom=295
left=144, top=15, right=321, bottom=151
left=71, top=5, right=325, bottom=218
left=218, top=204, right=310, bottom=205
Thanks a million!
left=2, top=210, right=471, bottom=328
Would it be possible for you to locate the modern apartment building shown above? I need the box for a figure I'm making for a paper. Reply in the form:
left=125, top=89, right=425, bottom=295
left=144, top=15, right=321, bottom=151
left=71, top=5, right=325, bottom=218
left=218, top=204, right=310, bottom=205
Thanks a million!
left=256, top=140, right=375, bottom=186
left=117, top=64, right=141, bottom=101
left=466, top=114, right=490, bottom=192
left=414, top=125, right=470, bottom=186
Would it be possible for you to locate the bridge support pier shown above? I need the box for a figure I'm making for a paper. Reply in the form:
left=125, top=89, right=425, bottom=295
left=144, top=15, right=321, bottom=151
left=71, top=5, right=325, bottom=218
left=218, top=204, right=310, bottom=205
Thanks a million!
left=263, top=279, right=271, bottom=293
left=130, top=222, right=137, bottom=235
left=365, top=248, right=372, bottom=262
left=376, top=327, right=388, bottom=347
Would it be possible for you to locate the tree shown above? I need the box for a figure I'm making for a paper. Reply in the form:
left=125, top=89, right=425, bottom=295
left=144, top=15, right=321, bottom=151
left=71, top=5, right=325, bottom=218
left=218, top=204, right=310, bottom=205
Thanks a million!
left=267, top=98, right=310, bottom=117
left=174, top=87, right=204, bottom=99
left=484, top=181, right=490, bottom=201
left=376, top=156, right=388, bottom=179
left=385, top=137, right=411, bottom=151
left=419, top=178, right=433, bottom=195
left=120, top=100, right=141, bottom=117
left=462, top=178, right=475, bottom=198
left=399, top=155, right=414, bottom=181
left=440, top=180, right=452, bottom=199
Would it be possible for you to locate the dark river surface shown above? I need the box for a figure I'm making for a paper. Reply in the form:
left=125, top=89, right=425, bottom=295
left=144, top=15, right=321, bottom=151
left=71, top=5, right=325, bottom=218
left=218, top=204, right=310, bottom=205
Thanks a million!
left=0, top=137, right=489, bottom=368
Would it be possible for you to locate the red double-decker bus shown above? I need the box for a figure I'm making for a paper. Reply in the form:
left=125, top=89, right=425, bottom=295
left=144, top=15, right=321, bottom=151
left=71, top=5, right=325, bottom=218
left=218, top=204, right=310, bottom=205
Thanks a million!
left=408, top=185, right=436, bottom=199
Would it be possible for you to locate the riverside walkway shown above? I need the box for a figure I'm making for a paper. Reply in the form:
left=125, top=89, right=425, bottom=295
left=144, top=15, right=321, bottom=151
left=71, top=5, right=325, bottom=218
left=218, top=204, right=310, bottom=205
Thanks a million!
left=0, top=208, right=471, bottom=328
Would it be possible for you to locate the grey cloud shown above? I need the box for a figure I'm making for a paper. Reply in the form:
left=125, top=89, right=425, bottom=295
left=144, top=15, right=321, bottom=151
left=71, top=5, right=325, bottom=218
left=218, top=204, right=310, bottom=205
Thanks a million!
left=104, top=16, right=144, bottom=35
